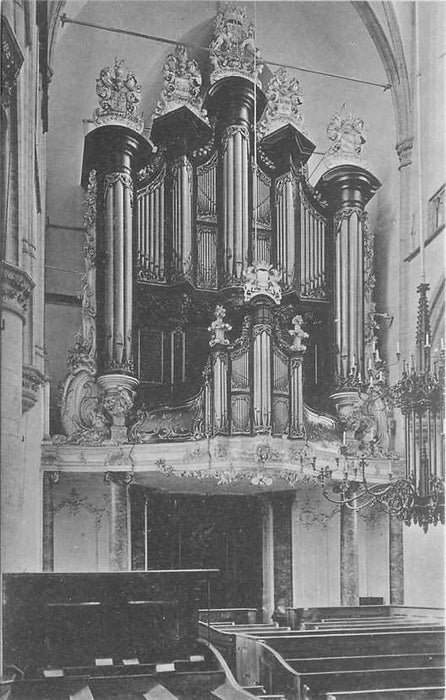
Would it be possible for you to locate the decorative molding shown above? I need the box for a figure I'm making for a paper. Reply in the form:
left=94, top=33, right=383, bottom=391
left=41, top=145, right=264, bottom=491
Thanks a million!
left=54, top=486, right=107, bottom=527
left=243, top=263, right=282, bottom=305
left=93, top=57, right=143, bottom=132
left=22, top=364, right=45, bottom=413
left=0, top=261, right=34, bottom=318
left=104, top=470, right=134, bottom=485
left=220, top=124, right=250, bottom=156
left=129, top=390, right=205, bottom=443
left=333, top=206, right=364, bottom=233
left=103, top=171, right=134, bottom=204
left=259, top=67, right=304, bottom=137
left=208, top=2, right=263, bottom=85
left=1, top=15, right=24, bottom=108
left=324, top=103, right=367, bottom=169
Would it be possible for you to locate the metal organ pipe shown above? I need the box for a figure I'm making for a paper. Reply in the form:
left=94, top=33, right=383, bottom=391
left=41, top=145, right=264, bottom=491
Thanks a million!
left=105, top=183, right=114, bottom=362
left=113, top=178, right=124, bottom=365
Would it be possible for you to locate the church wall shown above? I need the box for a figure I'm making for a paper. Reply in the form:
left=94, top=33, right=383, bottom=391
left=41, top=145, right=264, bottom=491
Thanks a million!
left=404, top=526, right=445, bottom=607
left=53, top=473, right=111, bottom=572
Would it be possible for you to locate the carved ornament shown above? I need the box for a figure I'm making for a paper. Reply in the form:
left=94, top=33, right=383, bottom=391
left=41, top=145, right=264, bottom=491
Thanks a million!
left=22, top=364, right=45, bottom=413
left=209, top=305, right=232, bottom=347
left=1, top=261, right=34, bottom=317
left=103, top=171, right=134, bottom=206
left=54, top=486, right=107, bottom=527
left=220, top=124, right=250, bottom=155
left=243, top=262, right=282, bottom=305
left=209, top=3, right=263, bottom=85
left=259, top=67, right=304, bottom=137
left=129, top=390, right=205, bottom=443
left=94, top=57, right=143, bottom=132
left=289, top=315, right=309, bottom=352
left=59, top=368, right=110, bottom=446
left=155, top=45, right=207, bottom=121
left=1, top=15, right=24, bottom=108
left=324, top=103, right=367, bottom=169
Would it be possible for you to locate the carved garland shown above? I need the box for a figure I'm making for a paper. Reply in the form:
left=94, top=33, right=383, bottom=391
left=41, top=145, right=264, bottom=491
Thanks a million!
left=220, top=124, right=250, bottom=156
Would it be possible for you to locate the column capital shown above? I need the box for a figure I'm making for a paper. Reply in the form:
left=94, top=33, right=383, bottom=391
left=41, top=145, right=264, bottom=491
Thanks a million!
left=103, top=471, right=134, bottom=486
left=395, top=136, right=414, bottom=170
left=315, top=164, right=381, bottom=212
left=204, top=76, right=267, bottom=131
left=81, top=124, right=152, bottom=187
left=1, top=261, right=34, bottom=319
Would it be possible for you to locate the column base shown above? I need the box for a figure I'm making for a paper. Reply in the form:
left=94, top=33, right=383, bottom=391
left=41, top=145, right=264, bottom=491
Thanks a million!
left=98, top=373, right=139, bottom=444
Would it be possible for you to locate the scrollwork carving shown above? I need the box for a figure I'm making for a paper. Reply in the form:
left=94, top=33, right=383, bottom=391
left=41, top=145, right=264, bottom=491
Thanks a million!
left=259, top=67, right=304, bottom=137
left=155, top=44, right=207, bottom=120
left=209, top=2, right=263, bottom=85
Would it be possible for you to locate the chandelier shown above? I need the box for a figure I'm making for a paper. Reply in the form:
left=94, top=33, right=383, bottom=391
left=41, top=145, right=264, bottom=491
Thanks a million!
left=314, top=283, right=445, bottom=532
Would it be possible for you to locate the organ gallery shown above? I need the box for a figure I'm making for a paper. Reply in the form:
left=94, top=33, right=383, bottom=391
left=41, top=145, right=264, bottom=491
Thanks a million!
left=0, top=0, right=444, bottom=697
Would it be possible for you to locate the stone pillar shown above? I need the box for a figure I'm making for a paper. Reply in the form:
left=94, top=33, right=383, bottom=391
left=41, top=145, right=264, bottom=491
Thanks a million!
left=389, top=513, right=404, bottom=604
left=42, top=471, right=59, bottom=571
left=340, top=488, right=359, bottom=606
left=82, top=125, right=151, bottom=438
left=104, top=472, right=133, bottom=571
left=204, top=78, right=267, bottom=285
left=262, top=499, right=275, bottom=623
left=272, top=494, right=294, bottom=619
left=0, top=262, right=33, bottom=571
left=316, top=166, right=380, bottom=382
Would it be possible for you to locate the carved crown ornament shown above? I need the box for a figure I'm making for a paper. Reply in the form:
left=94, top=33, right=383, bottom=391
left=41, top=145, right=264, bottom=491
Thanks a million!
left=324, top=102, right=367, bottom=169
left=94, top=57, right=144, bottom=133
left=259, top=67, right=305, bottom=138
left=155, top=44, right=207, bottom=121
left=208, top=1, right=263, bottom=85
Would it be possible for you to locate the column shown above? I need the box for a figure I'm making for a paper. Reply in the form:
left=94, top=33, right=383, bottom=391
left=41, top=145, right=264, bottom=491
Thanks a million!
left=42, top=471, right=59, bottom=572
left=289, top=353, right=305, bottom=437
left=104, top=472, right=133, bottom=571
left=204, top=77, right=267, bottom=285
left=262, top=499, right=275, bottom=623
left=340, top=488, right=359, bottom=606
left=0, top=262, right=33, bottom=571
left=389, top=513, right=404, bottom=604
left=272, top=494, right=294, bottom=623
left=316, top=166, right=380, bottom=382
left=82, top=126, right=151, bottom=438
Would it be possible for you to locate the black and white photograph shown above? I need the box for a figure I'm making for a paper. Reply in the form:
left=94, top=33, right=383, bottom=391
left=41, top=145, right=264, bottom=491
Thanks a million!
left=0, top=0, right=445, bottom=697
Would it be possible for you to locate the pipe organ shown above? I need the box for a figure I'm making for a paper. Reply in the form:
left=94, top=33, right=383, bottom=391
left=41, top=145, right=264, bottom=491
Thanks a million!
left=77, top=2, right=380, bottom=447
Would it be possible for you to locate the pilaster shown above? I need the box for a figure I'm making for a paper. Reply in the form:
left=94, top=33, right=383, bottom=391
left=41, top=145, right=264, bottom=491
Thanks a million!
left=340, top=487, right=359, bottom=606
left=104, top=471, right=133, bottom=571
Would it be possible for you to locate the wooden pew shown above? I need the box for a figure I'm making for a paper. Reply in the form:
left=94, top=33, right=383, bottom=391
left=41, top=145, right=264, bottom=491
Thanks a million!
left=253, top=629, right=445, bottom=658
left=323, top=687, right=446, bottom=700
left=286, top=652, right=444, bottom=673
left=299, top=665, right=445, bottom=695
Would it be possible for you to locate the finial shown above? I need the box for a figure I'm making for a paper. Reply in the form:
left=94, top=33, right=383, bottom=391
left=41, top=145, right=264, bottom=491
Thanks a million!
left=93, top=57, right=144, bottom=132
left=208, top=2, right=263, bottom=85
left=289, top=314, right=309, bottom=352
left=323, top=102, right=366, bottom=169
left=259, top=67, right=305, bottom=137
left=243, top=263, right=282, bottom=305
left=154, top=45, right=207, bottom=121
left=208, top=305, right=232, bottom=346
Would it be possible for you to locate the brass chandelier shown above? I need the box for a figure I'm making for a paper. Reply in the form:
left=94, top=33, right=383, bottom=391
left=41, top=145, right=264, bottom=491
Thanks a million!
left=314, top=283, right=444, bottom=533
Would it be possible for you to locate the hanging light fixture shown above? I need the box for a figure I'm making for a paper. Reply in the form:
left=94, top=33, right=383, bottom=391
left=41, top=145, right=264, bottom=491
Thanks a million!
left=313, top=283, right=444, bottom=532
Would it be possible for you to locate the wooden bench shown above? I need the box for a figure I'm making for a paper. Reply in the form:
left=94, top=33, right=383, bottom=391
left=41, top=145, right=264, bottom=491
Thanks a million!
left=286, top=652, right=444, bottom=673
left=323, top=687, right=446, bottom=700
left=255, top=629, right=445, bottom=658
left=300, top=665, right=445, bottom=694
